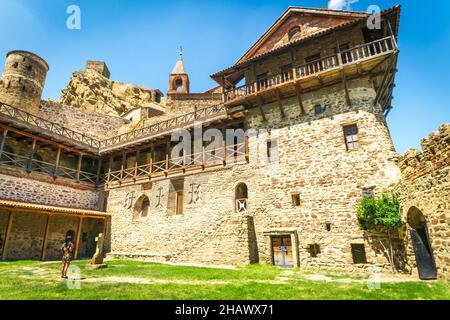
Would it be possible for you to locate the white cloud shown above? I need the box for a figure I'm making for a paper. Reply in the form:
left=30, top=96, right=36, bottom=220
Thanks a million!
left=328, top=0, right=359, bottom=10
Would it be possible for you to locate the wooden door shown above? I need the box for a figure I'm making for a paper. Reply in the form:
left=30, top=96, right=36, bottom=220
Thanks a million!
left=272, top=236, right=294, bottom=268
left=410, top=227, right=437, bottom=280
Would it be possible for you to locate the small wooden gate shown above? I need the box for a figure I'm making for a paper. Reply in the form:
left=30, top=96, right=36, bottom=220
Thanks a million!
left=271, top=236, right=294, bottom=268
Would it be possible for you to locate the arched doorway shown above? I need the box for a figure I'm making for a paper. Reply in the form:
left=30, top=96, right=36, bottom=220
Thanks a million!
left=407, top=207, right=437, bottom=280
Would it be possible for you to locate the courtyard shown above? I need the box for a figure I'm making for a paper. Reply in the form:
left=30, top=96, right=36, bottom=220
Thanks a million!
left=0, top=259, right=448, bottom=300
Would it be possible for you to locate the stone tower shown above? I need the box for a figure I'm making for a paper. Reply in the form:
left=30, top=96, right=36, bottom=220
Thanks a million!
left=167, top=53, right=190, bottom=96
left=0, top=50, right=49, bottom=115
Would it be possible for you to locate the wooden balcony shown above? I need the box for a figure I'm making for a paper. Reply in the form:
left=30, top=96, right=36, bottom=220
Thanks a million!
left=0, top=102, right=101, bottom=153
left=224, top=36, right=398, bottom=107
left=99, top=103, right=230, bottom=154
left=106, top=142, right=247, bottom=188
left=0, top=151, right=99, bottom=185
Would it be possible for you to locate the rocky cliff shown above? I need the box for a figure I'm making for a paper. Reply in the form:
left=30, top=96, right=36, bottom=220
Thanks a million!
left=60, top=69, right=163, bottom=117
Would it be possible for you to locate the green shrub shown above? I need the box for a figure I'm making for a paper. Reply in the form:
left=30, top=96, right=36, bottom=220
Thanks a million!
left=356, top=191, right=402, bottom=232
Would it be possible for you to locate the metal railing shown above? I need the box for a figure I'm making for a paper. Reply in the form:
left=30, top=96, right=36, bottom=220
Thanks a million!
left=224, top=36, right=397, bottom=102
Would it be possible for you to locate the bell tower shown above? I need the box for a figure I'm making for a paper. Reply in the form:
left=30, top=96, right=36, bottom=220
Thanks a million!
left=167, top=50, right=190, bottom=97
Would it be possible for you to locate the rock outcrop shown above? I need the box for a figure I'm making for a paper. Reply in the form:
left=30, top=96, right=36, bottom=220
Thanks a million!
left=60, top=69, right=163, bottom=117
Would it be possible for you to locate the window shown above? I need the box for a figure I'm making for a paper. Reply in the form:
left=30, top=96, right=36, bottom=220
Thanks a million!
left=325, top=223, right=332, bottom=232
left=12, top=62, right=18, bottom=68
left=235, top=183, right=248, bottom=213
left=133, top=195, right=150, bottom=220
left=304, top=53, right=321, bottom=64
left=314, top=104, right=323, bottom=115
left=343, top=124, right=359, bottom=150
left=304, top=53, right=323, bottom=74
left=267, top=139, right=278, bottom=163
left=351, top=243, right=367, bottom=264
left=288, top=27, right=301, bottom=41
left=291, top=193, right=300, bottom=207
left=26, top=65, right=32, bottom=72
left=308, top=244, right=321, bottom=258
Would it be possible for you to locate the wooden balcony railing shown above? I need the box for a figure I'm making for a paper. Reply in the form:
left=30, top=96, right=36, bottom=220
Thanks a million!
left=0, top=151, right=98, bottom=184
left=99, top=104, right=228, bottom=150
left=0, top=102, right=102, bottom=149
left=106, top=142, right=247, bottom=184
left=224, top=36, right=397, bottom=102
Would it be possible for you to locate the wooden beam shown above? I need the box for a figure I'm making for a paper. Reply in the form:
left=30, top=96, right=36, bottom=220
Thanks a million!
left=74, top=216, right=83, bottom=260
left=274, top=89, right=286, bottom=118
left=1, top=210, right=14, bottom=261
left=26, top=139, right=37, bottom=172
left=40, top=214, right=52, bottom=261
left=255, top=95, right=267, bottom=122
left=294, top=83, right=306, bottom=115
left=0, top=128, right=8, bottom=159
left=76, top=153, right=83, bottom=182
left=316, top=75, right=324, bottom=86
left=53, top=147, right=61, bottom=177
left=95, top=158, right=103, bottom=185
left=341, top=69, right=352, bottom=107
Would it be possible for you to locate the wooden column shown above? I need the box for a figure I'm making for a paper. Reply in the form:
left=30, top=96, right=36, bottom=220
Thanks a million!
left=102, top=217, right=108, bottom=237
left=0, top=128, right=8, bottom=159
left=76, top=153, right=83, bottom=182
left=107, top=156, right=113, bottom=183
left=134, top=151, right=140, bottom=179
left=26, top=139, right=37, bottom=172
left=165, top=141, right=170, bottom=172
left=294, top=83, right=306, bottom=115
left=95, top=158, right=103, bottom=185
left=53, top=147, right=61, bottom=177
left=1, top=210, right=14, bottom=261
left=74, top=216, right=84, bottom=260
left=120, top=152, right=126, bottom=181
left=40, top=213, right=52, bottom=261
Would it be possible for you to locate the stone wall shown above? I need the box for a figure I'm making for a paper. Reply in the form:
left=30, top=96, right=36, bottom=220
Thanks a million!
left=0, top=173, right=99, bottom=210
left=397, top=124, right=450, bottom=280
left=108, top=76, right=403, bottom=273
left=39, top=100, right=127, bottom=141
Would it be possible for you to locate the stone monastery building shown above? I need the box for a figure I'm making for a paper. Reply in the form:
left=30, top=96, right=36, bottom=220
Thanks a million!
left=0, top=5, right=448, bottom=280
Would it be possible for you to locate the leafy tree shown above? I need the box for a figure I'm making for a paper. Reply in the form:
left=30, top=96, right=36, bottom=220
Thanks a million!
left=356, top=191, right=403, bottom=272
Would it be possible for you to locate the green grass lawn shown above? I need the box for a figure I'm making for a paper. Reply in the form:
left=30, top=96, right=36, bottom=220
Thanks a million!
left=0, top=259, right=448, bottom=300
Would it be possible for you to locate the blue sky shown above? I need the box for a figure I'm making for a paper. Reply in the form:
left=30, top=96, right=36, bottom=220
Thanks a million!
left=0, top=0, right=449, bottom=153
